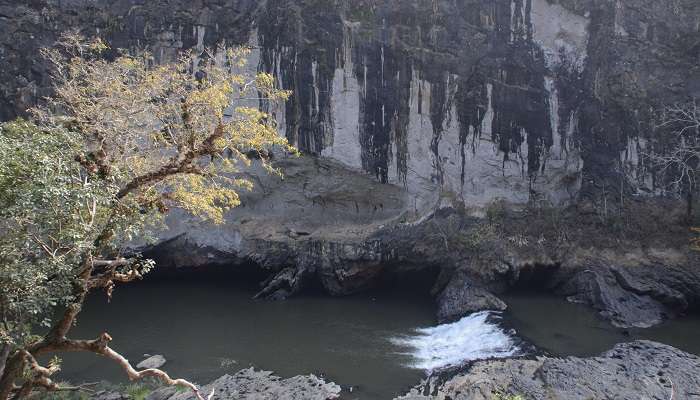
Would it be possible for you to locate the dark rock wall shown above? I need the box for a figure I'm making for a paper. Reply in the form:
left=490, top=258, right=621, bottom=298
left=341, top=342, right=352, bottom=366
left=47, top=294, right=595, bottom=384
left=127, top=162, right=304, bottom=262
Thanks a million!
left=1, top=0, right=699, bottom=208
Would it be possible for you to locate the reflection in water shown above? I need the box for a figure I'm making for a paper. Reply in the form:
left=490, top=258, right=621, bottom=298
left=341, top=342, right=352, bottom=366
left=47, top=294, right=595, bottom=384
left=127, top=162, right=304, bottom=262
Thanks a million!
left=391, top=311, right=519, bottom=371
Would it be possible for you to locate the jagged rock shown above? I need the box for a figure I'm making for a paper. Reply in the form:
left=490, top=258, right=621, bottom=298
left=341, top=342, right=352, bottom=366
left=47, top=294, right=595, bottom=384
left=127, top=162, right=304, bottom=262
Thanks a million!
left=561, top=267, right=669, bottom=328
left=145, top=388, right=177, bottom=400
left=553, top=262, right=700, bottom=328
left=136, top=355, right=167, bottom=370
left=436, top=271, right=507, bottom=323
left=396, top=341, right=700, bottom=400
left=141, top=155, right=407, bottom=289
left=147, top=368, right=341, bottom=400
left=93, top=391, right=129, bottom=400
left=254, top=267, right=307, bottom=300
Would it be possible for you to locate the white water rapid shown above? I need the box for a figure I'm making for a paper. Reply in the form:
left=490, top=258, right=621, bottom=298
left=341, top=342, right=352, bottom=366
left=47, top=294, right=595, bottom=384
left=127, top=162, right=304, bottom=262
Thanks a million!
left=392, top=311, right=520, bottom=371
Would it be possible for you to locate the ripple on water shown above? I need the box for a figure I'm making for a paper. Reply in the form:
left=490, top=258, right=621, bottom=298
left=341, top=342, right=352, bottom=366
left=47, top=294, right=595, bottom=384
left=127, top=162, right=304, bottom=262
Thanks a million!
left=391, top=311, right=520, bottom=371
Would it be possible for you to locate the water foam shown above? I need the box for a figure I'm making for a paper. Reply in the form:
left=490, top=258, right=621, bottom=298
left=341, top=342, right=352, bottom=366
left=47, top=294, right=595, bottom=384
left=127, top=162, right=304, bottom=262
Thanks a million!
left=391, top=311, right=519, bottom=371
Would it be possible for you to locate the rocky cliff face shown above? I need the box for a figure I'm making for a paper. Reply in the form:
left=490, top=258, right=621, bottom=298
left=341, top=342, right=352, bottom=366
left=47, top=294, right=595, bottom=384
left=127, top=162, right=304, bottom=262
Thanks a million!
left=2, top=0, right=700, bottom=326
left=2, top=0, right=699, bottom=208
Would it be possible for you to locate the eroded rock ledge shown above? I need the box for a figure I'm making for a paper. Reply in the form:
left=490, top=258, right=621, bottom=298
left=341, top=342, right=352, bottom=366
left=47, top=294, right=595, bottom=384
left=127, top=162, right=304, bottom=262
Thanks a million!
left=397, top=341, right=700, bottom=400
left=140, top=155, right=700, bottom=330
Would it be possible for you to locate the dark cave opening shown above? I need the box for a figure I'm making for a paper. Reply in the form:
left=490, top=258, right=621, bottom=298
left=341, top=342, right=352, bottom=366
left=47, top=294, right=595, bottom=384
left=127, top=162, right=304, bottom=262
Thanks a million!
left=137, top=261, right=273, bottom=292
left=137, top=257, right=442, bottom=305
left=507, top=262, right=562, bottom=292
left=373, top=263, right=443, bottom=297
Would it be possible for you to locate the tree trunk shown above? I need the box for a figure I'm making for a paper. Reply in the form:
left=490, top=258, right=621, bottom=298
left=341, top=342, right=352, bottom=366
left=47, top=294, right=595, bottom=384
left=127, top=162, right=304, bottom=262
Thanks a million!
left=0, top=352, right=24, bottom=400
left=0, top=345, right=10, bottom=382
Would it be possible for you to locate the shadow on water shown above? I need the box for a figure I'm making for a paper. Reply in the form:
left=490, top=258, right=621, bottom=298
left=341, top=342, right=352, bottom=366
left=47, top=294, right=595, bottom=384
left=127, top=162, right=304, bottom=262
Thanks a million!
left=57, top=266, right=438, bottom=400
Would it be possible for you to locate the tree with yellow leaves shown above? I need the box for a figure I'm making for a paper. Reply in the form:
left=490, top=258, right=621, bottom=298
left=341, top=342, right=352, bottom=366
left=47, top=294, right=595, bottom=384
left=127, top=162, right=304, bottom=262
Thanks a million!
left=0, top=33, right=294, bottom=399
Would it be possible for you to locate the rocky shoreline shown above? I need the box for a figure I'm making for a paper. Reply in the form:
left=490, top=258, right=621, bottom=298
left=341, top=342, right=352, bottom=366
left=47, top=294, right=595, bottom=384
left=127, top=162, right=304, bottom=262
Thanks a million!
left=90, top=341, right=700, bottom=400
left=146, top=369, right=341, bottom=400
left=90, top=369, right=341, bottom=400
left=398, top=341, right=700, bottom=400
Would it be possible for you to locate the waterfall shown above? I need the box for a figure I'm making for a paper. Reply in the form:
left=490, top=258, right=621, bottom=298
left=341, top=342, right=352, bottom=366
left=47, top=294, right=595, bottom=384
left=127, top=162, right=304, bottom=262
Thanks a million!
left=391, top=311, right=519, bottom=371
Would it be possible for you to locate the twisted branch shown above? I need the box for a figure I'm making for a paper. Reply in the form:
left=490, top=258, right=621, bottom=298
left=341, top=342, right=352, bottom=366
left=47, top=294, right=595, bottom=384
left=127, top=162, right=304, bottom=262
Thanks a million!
left=31, top=333, right=214, bottom=400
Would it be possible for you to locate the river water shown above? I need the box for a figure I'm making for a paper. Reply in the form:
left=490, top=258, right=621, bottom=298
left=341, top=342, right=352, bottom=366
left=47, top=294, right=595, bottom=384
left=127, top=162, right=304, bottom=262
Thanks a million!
left=57, top=273, right=700, bottom=400
left=502, top=291, right=700, bottom=357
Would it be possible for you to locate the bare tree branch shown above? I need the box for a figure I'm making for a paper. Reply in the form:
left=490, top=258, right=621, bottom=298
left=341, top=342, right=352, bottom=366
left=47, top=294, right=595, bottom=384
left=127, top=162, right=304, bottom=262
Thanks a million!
left=32, top=333, right=213, bottom=400
left=643, top=99, right=700, bottom=212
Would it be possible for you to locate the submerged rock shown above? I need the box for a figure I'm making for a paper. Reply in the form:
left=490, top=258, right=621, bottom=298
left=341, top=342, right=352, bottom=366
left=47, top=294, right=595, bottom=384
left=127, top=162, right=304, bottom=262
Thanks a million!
left=136, top=355, right=167, bottom=370
left=397, top=341, right=700, bottom=400
left=147, top=368, right=341, bottom=400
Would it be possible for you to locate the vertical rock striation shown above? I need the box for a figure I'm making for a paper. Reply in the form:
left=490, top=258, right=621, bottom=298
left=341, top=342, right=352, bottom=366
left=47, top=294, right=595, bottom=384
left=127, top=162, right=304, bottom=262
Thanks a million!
left=2, top=0, right=697, bottom=210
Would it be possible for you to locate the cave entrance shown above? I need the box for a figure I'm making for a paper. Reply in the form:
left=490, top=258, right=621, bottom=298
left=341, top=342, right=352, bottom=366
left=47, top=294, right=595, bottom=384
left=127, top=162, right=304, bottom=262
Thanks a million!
left=508, top=262, right=562, bottom=292
left=139, top=261, right=272, bottom=291
left=371, top=263, right=442, bottom=299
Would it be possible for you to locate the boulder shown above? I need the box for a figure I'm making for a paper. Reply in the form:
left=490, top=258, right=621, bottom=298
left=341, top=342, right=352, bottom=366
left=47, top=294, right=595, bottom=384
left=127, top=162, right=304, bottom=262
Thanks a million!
left=436, top=271, right=507, bottom=323
left=554, top=262, right=700, bottom=328
left=136, top=355, right=167, bottom=370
